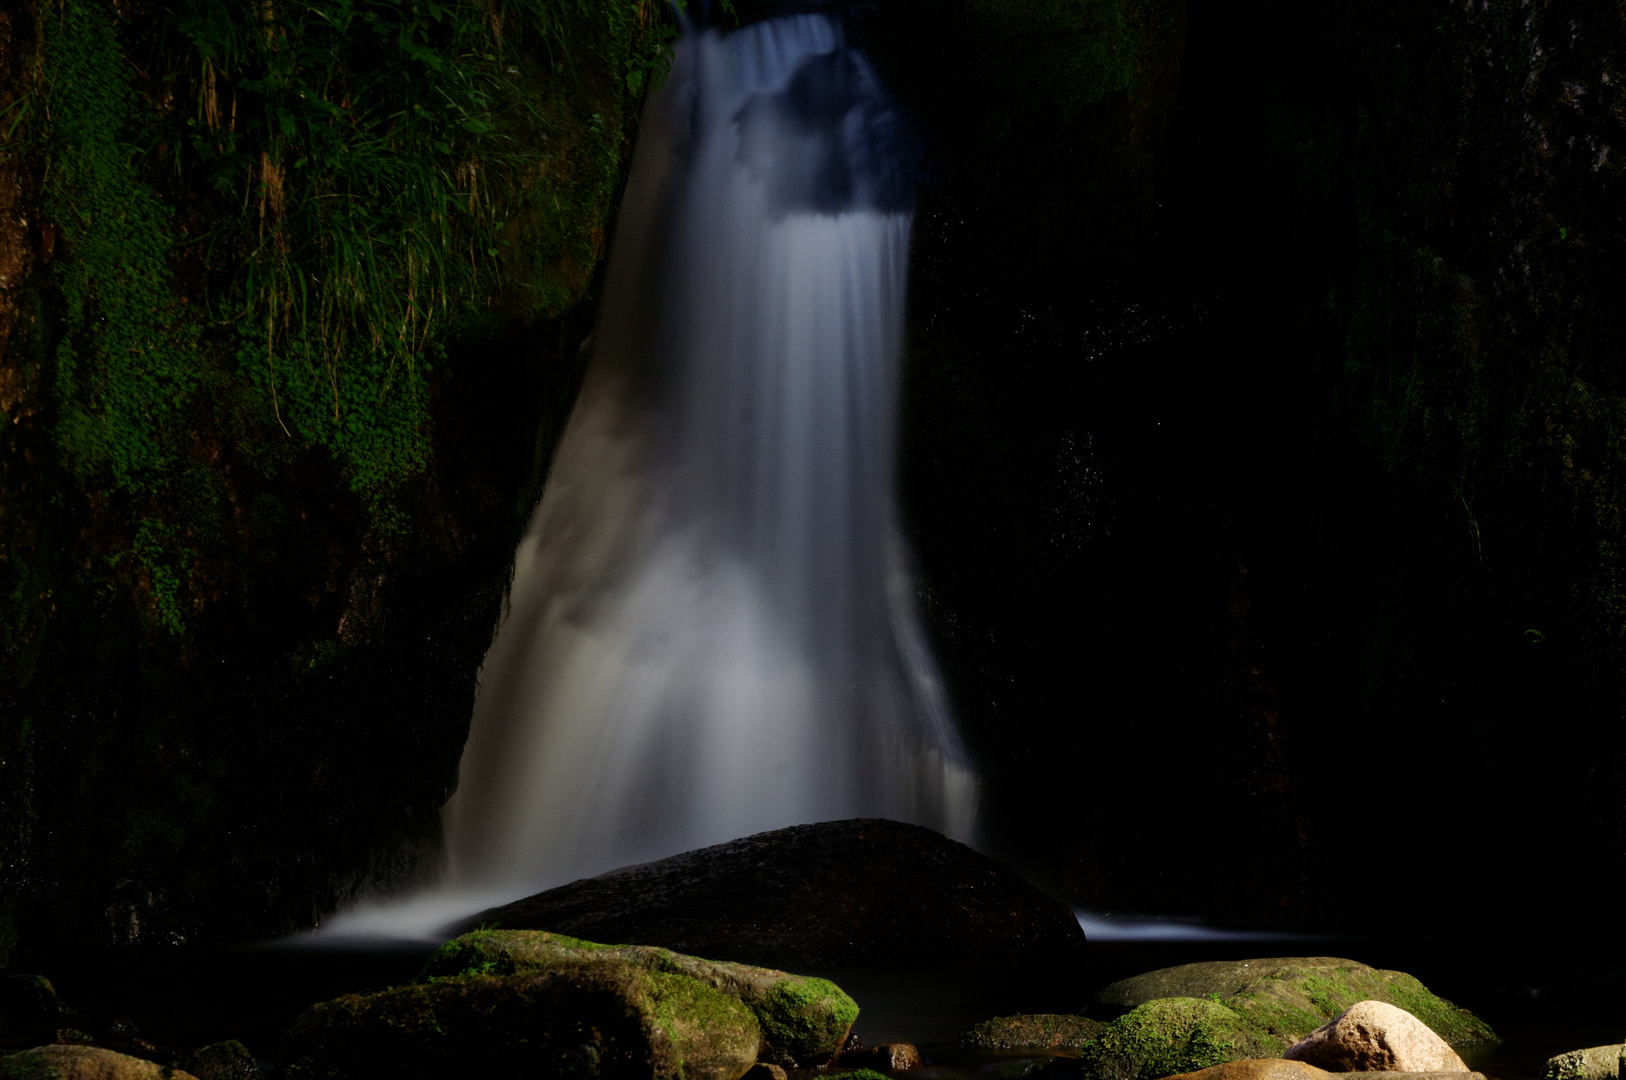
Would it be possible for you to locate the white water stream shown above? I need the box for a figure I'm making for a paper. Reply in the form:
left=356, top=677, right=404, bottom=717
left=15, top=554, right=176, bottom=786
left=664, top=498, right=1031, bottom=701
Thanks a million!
left=323, top=13, right=975, bottom=939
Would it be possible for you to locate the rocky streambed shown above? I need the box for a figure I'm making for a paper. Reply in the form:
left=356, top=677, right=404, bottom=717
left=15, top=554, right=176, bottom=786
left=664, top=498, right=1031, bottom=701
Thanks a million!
left=1, top=823, right=1621, bottom=1080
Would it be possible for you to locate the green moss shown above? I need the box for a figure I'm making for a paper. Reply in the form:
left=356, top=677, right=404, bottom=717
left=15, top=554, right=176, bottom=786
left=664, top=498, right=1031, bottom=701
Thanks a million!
left=829, top=1070, right=892, bottom=1080
left=1079, top=999, right=1287, bottom=1080
left=43, top=0, right=202, bottom=493
left=420, top=929, right=855, bottom=1066
left=756, top=975, right=859, bottom=1064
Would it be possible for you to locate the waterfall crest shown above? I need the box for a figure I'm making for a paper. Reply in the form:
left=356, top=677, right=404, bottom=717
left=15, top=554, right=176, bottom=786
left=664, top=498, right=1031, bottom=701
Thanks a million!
left=322, top=13, right=976, bottom=938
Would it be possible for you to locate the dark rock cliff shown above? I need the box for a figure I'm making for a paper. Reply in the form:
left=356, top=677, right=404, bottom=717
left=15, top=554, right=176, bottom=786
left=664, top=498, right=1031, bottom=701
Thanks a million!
left=886, top=0, right=1626, bottom=940
left=0, top=0, right=669, bottom=957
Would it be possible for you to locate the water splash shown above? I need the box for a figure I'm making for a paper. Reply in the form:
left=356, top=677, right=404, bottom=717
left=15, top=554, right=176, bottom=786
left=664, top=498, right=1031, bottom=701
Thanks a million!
left=321, top=13, right=975, bottom=940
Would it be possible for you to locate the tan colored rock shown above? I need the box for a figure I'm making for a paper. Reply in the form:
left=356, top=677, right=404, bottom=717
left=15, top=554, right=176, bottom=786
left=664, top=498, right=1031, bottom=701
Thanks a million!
left=1165, top=1061, right=1335, bottom=1080
left=1166, top=1065, right=1486, bottom=1080
left=0, top=1045, right=199, bottom=1080
left=1543, top=1045, right=1625, bottom=1080
left=745, top=1066, right=788, bottom=1080
left=1284, top=1001, right=1468, bottom=1073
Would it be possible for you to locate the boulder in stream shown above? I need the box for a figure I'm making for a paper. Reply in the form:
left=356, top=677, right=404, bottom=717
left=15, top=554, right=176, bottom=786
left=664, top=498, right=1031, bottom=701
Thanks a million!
left=419, top=929, right=856, bottom=1066
left=1283, top=1001, right=1467, bottom=1073
left=0, top=1045, right=199, bottom=1080
left=279, top=964, right=761, bottom=1080
left=178, top=1041, right=258, bottom=1080
left=1085, top=959, right=1495, bottom=1046
left=463, top=819, right=1088, bottom=972
left=1543, top=1045, right=1626, bottom=1080
left=961, top=1015, right=1106, bottom=1054
left=1077, top=998, right=1287, bottom=1080
left=1164, top=1063, right=1486, bottom=1080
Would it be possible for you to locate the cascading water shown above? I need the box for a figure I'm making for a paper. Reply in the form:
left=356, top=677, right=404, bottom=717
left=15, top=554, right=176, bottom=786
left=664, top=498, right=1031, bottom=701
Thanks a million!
left=323, top=10, right=976, bottom=938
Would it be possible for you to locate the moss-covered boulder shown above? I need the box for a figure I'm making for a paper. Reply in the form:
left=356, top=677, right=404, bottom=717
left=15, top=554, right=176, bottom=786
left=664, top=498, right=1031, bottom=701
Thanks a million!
left=0, top=1045, right=198, bottom=1080
left=177, top=1041, right=257, bottom=1080
left=1078, top=999, right=1288, bottom=1080
left=962, top=1014, right=1106, bottom=1055
left=1085, top=959, right=1495, bottom=1046
left=1543, top=1045, right=1625, bottom=1080
left=280, top=964, right=761, bottom=1080
left=420, top=929, right=856, bottom=1067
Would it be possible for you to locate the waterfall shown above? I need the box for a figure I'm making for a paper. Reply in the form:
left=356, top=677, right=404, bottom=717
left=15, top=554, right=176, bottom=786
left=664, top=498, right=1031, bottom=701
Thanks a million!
left=321, top=11, right=976, bottom=939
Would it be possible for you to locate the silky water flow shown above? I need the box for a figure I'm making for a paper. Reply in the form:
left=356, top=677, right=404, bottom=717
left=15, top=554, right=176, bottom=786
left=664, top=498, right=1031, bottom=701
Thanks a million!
left=323, top=13, right=976, bottom=939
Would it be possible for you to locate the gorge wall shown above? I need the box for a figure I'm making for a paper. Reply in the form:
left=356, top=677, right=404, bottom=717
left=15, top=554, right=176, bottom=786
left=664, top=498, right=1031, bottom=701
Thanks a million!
left=3, top=0, right=1625, bottom=959
left=0, top=0, right=667, bottom=957
left=889, top=0, right=1626, bottom=941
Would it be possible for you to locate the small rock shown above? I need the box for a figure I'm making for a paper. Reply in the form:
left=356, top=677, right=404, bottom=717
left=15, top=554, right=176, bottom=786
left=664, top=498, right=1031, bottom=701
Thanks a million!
left=1543, top=1045, right=1626, bottom=1080
left=180, top=1041, right=259, bottom=1080
left=962, top=1015, right=1104, bottom=1054
left=0, top=1045, right=200, bottom=1080
left=1284, top=1001, right=1468, bottom=1073
left=745, top=1065, right=788, bottom=1080
left=838, top=1043, right=922, bottom=1070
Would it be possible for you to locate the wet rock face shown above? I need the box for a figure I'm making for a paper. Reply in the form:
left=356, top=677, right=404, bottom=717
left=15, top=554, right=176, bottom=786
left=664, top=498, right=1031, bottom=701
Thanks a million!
left=1283, top=1001, right=1468, bottom=1074
left=465, top=819, right=1089, bottom=973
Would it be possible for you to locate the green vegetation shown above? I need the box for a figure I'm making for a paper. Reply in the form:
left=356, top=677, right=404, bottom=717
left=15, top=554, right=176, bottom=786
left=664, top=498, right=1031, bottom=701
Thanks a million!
left=0, top=0, right=662, bottom=958
left=1078, top=999, right=1286, bottom=1080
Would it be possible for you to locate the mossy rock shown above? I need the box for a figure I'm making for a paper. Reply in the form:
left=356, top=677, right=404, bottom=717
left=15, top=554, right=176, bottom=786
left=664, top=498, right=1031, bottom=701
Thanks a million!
left=280, top=965, right=760, bottom=1080
left=1543, top=1045, right=1625, bottom=1080
left=178, top=1041, right=258, bottom=1080
left=1078, top=998, right=1288, bottom=1080
left=1086, top=959, right=1496, bottom=1046
left=0, top=1045, right=198, bottom=1080
left=421, top=929, right=856, bottom=1067
left=962, top=1014, right=1106, bottom=1055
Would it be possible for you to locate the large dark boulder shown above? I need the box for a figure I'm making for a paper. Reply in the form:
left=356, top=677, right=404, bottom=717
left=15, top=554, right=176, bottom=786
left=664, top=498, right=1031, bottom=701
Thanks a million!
left=464, top=819, right=1088, bottom=973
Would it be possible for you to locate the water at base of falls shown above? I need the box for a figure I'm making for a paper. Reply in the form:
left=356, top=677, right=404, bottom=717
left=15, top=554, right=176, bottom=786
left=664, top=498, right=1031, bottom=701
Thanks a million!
left=321, top=12, right=976, bottom=940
